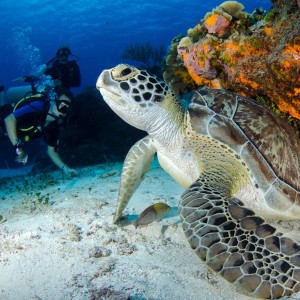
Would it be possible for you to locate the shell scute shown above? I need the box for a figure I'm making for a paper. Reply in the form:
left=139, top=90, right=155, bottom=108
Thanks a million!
left=189, top=89, right=300, bottom=193
left=188, top=103, right=214, bottom=135
left=195, top=89, right=238, bottom=118
left=233, top=97, right=300, bottom=191
left=240, top=142, right=277, bottom=191
left=208, top=114, right=248, bottom=151
left=265, top=180, right=298, bottom=212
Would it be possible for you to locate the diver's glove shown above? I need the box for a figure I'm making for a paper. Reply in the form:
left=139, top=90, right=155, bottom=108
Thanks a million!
left=61, top=165, right=78, bottom=176
left=15, top=146, right=29, bottom=165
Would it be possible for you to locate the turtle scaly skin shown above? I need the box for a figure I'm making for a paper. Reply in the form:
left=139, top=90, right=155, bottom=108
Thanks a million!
left=97, top=64, right=300, bottom=299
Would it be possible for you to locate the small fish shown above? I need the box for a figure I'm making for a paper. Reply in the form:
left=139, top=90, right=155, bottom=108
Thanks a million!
left=133, top=203, right=171, bottom=228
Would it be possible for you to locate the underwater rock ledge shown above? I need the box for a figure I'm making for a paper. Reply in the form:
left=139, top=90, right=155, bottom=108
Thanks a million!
left=164, top=0, right=300, bottom=124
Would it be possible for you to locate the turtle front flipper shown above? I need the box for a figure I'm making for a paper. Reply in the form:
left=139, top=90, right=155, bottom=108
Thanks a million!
left=113, top=135, right=157, bottom=223
left=179, top=176, right=300, bottom=299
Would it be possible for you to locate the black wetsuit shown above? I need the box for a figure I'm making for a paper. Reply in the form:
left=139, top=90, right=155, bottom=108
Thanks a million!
left=45, top=59, right=81, bottom=89
left=0, top=99, right=61, bottom=148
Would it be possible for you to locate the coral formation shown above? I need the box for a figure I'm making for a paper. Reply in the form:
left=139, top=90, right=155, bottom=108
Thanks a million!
left=219, top=1, right=245, bottom=19
left=177, top=37, right=193, bottom=57
left=163, top=0, right=300, bottom=124
left=120, top=42, right=166, bottom=76
left=204, top=14, right=231, bottom=36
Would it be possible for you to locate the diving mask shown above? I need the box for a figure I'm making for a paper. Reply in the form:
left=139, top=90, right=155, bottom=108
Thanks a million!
left=57, top=48, right=71, bottom=57
left=56, top=99, right=71, bottom=114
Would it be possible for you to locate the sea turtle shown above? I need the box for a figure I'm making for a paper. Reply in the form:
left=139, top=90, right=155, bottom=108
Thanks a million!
left=96, top=64, right=300, bottom=299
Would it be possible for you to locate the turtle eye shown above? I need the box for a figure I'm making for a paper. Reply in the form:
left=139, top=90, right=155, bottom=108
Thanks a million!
left=120, top=67, right=132, bottom=77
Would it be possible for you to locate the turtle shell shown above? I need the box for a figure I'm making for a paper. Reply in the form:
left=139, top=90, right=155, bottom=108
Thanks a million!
left=188, top=89, right=300, bottom=195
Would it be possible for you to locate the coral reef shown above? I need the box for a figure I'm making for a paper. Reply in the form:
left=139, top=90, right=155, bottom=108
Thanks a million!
left=164, top=0, right=300, bottom=124
left=204, top=14, right=231, bottom=36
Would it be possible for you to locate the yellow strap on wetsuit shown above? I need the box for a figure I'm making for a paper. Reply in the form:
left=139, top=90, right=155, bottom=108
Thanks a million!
left=13, top=94, right=44, bottom=132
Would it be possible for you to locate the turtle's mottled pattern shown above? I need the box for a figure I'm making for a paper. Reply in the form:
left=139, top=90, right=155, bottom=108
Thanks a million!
left=181, top=183, right=300, bottom=299
left=97, top=64, right=300, bottom=299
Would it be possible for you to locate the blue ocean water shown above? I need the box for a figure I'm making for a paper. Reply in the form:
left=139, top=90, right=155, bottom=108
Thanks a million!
left=0, top=0, right=272, bottom=94
left=0, top=0, right=273, bottom=172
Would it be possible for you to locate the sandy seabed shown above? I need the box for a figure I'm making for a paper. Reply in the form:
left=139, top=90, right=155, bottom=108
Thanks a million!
left=0, top=159, right=300, bottom=300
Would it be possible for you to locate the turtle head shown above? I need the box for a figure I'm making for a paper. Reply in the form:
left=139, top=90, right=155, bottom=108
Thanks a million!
left=96, top=64, right=182, bottom=133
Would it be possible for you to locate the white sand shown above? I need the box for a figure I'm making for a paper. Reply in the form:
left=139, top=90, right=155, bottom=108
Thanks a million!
left=0, top=159, right=299, bottom=300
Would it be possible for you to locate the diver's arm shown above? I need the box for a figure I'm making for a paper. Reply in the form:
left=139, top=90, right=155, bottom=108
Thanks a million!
left=73, top=63, right=81, bottom=86
left=67, top=61, right=81, bottom=87
left=5, top=100, right=45, bottom=146
left=47, top=146, right=77, bottom=175
left=5, top=113, right=28, bottom=165
left=5, top=100, right=44, bottom=146
left=4, top=114, right=19, bottom=146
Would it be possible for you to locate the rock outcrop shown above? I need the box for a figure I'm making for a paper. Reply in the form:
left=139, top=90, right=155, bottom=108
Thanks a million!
left=164, top=1, right=300, bottom=127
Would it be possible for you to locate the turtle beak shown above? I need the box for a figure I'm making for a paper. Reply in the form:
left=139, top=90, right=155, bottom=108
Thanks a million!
left=96, top=69, right=117, bottom=93
left=97, top=69, right=127, bottom=106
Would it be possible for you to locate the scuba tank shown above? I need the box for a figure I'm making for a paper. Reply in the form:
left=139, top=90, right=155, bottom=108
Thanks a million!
left=6, top=85, right=33, bottom=104
left=7, top=64, right=55, bottom=104
left=8, top=66, right=56, bottom=140
left=13, top=93, right=47, bottom=141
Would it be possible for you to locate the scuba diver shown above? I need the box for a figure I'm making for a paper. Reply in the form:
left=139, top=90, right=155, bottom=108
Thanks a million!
left=45, top=44, right=81, bottom=90
left=0, top=82, right=77, bottom=175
